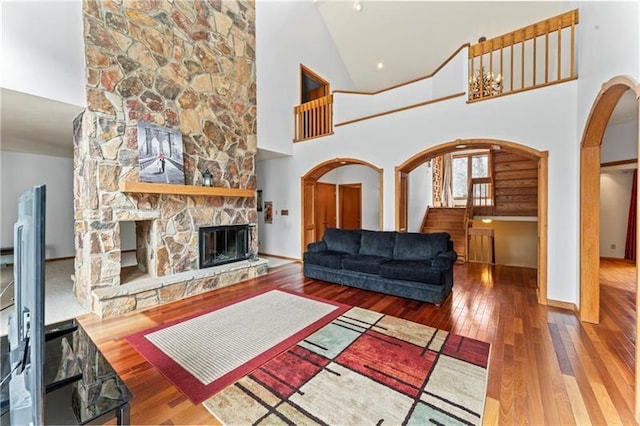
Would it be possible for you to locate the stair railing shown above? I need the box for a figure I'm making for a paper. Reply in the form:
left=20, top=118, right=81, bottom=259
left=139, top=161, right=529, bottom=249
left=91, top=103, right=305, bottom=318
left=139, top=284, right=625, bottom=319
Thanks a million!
left=467, top=177, right=494, bottom=217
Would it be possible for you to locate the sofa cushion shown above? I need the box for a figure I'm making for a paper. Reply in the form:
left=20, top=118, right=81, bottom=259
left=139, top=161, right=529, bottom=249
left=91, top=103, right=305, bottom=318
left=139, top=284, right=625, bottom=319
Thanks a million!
left=393, top=232, right=451, bottom=261
left=379, top=260, right=444, bottom=285
left=359, top=230, right=396, bottom=258
left=303, top=251, right=346, bottom=269
left=323, top=228, right=361, bottom=254
left=342, top=254, right=390, bottom=275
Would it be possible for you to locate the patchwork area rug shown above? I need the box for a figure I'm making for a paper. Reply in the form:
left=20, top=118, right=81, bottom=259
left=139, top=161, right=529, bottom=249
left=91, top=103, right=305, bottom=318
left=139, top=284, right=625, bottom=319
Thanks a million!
left=204, top=306, right=491, bottom=425
left=126, top=289, right=350, bottom=403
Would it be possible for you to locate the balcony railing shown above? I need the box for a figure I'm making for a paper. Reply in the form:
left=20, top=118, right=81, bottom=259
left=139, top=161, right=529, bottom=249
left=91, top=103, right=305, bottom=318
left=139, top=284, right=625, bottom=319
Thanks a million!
left=468, top=9, right=578, bottom=102
left=294, top=95, right=333, bottom=142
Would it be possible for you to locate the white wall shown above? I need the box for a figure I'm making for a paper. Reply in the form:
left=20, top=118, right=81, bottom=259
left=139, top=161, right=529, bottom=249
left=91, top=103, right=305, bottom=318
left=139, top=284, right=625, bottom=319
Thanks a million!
left=601, top=120, right=638, bottom=163
left=599, top=170, right=633, bottom=258
left=472, top=220, right=538, bottom=268
left=576, top=1, right=639, bottom=138
left=319, top=165, right=381, bottom=230
left=1, top=151, right=74, bottom=259
left=259, top=80, right=579, bottom=304
left=1, top=1, right=85, bottom=106
left=256, top=1, right=354, bottom=156
left=255, top=3, right=640, bottom=305
left=408, top=162, right=432, bottom=232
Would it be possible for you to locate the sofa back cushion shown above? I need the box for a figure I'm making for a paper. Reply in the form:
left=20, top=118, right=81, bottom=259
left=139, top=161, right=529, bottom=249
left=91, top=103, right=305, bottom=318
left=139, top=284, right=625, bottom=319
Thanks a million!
left=323, top=228, right=361, bottom=254
left=393, top=232, right=450, bottom=261
left=359, top=230, right=396, bottom=258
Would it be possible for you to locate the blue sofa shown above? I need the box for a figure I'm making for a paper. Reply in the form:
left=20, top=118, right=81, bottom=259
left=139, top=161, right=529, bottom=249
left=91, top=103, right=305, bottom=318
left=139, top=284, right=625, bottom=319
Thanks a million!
left=303, top=228, right=457, bottom=305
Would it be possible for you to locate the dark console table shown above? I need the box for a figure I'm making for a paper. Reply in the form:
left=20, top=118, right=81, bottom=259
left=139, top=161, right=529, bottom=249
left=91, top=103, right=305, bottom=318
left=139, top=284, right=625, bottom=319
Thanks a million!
left=0, top=319, right=133, bottom=425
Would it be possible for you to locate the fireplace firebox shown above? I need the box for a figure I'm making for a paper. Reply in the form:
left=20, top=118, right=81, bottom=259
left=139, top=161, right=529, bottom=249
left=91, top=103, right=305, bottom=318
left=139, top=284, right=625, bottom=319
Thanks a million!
left=199, top=225, right=249, bottom=268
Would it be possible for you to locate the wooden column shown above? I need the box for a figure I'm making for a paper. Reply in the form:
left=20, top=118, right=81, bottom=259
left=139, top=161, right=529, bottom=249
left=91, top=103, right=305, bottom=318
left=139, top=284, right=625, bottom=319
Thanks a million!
left=580, top=145, right=601, bottom=323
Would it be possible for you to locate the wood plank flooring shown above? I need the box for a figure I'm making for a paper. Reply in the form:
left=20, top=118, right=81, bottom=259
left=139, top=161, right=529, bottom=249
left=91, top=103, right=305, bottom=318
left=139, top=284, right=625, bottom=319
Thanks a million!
left=77, top=261, right=637, bottom=425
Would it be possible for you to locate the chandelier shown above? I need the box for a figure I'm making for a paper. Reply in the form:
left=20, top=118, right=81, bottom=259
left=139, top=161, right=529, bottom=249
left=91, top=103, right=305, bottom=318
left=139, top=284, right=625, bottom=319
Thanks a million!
left=469, top=67, right=503, bottom=99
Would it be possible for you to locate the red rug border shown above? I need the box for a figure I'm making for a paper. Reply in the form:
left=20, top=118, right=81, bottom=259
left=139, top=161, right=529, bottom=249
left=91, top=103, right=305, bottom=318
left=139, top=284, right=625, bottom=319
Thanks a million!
left=125, top=288, right=351, bottom=404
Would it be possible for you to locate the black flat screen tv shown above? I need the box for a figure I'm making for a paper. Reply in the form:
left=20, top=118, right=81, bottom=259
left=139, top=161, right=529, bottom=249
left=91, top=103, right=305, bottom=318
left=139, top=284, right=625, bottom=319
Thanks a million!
left=6, top=185, right=46, bottom=425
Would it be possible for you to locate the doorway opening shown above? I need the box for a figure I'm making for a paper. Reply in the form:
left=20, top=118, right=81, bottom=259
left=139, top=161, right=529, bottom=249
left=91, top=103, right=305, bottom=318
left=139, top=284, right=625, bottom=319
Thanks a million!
left=301, top=158, right=383, bottom=256
left=579, top=75, right=639, bottom=420
left=395, top=138, right=548, bottom=303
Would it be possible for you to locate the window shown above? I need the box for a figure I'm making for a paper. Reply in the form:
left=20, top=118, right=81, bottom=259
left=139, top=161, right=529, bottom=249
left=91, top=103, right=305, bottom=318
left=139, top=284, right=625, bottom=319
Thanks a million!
left=453, top=152, right=489, bottom=199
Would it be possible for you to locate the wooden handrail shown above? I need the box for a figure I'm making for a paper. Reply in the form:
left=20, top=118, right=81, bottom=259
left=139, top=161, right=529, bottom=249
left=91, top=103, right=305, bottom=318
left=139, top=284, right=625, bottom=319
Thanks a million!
left=468, top=9, right=578, bottom=102
left=335, top=92, right=465, bottom=127
left=333, top=43, right=470, bottom=96
left=294, top=94, right=333, bottom=142
left=469, top=9, right=579, bottom=57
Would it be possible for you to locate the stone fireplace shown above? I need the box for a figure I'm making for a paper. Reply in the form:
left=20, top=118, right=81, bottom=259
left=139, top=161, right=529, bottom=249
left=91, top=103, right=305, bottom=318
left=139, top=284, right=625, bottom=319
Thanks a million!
left=73, top=0, right=265, bottom=318
left=199, top=224, right=249, bottom=268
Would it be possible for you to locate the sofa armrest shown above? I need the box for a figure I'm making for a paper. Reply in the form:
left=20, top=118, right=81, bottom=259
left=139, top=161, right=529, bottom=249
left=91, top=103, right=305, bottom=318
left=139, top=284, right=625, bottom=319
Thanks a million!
left=431, top=251, right=457, bottom=271
left=307, top=241, right=327, bottom=253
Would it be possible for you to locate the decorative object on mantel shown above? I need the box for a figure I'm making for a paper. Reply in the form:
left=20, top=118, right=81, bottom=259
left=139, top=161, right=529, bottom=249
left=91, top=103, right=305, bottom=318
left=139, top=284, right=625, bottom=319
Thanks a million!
left=264, top=202, right=273, bottom=224
left=137, top=121, right=185, bottom=185
left=257, top=190, right=263, bottom=212
left=202, top=169, right=213, bottom=187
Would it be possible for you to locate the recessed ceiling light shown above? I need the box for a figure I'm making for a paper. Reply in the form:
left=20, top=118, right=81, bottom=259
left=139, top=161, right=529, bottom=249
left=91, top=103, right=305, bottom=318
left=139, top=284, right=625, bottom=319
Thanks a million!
left=353, top=2, right=362, bottom=11
left=340, top=161, right=347, bottom=164
left=456, top=144, right=467, bottom=149
left=376, top=61, right=384, bottom=70
left=482, top=218, right=493, bottom=224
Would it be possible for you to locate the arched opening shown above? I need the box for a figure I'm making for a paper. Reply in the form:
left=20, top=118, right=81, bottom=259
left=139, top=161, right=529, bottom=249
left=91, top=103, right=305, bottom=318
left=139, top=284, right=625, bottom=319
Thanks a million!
left=579, top=75, right=640, bottom=421
left=580, top=76, right=640, bottom=323
left=301, top=158, right=383, bottom=256
left=395, top=138, right=548, bottom=303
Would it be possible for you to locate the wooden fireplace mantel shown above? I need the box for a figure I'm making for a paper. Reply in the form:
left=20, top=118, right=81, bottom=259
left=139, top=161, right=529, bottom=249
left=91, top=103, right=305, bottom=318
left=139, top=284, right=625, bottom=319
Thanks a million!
left=119, top=181, right=255, bottom=197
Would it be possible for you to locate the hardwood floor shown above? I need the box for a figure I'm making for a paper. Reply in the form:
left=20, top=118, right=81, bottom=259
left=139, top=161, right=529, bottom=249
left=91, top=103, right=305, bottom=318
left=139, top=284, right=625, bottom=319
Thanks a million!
left=78, top=261, right=637, bottom=425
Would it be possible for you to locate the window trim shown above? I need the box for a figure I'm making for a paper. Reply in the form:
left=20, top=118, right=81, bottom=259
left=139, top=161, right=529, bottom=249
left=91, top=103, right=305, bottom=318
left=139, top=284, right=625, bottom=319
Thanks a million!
left=452, top=151, right=491, bottom=200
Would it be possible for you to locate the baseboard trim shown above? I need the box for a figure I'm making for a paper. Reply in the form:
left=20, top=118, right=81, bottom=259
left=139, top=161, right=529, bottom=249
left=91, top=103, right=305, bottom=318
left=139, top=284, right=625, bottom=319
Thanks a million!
left=600, top=256, right=635, bottom=263
left=259, top=253, right=302, bottom=263
left=546, top=299, right=577, bottom=312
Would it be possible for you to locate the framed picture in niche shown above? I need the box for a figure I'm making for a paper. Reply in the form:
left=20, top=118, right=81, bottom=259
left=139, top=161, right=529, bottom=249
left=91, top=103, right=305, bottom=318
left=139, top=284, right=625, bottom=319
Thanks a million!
left=257, top=190, right=263, bottom=212
left=137, top=121, right=185, bottom=184
left=264, top=201, right=273, bottom=224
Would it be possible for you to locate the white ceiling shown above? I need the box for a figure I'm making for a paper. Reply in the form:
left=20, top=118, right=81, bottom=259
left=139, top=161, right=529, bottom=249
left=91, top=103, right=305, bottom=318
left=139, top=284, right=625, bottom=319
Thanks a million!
left=1, top=1, right=636, bottom=161
left=317, top=1, right=573, bottom=92
left=1, top=89, right=83, bottom=158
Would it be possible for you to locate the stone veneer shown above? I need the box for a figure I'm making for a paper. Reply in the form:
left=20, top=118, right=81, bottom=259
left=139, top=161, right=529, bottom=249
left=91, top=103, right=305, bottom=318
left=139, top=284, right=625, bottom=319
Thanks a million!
left=73, top=0, right=260, bottom=317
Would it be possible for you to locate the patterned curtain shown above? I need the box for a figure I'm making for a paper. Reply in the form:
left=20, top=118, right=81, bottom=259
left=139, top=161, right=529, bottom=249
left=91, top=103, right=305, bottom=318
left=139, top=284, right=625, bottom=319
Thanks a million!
left=432, top=157, right=443, bottom=207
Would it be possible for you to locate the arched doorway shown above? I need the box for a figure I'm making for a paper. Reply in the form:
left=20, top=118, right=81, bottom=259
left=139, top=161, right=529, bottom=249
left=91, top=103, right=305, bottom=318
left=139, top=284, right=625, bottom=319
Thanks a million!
left=301, top=158, right=383, bottom=256
left=395, top=138, right=549, bottom=304
left=579, top=75, right=640, bottom=422
left=580, top=76, right=640, bottom=324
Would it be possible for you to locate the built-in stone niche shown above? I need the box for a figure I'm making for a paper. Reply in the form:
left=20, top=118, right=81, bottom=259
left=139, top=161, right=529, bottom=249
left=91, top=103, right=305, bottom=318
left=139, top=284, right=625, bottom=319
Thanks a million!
left=119, top=220, right=153, bottom=285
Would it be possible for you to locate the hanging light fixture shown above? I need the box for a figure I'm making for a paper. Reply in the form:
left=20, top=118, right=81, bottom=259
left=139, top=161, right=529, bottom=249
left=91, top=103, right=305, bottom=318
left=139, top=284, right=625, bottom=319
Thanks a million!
left=469, top=66, right=503, bottom=99
left=469, top=36, right=503, bottom=99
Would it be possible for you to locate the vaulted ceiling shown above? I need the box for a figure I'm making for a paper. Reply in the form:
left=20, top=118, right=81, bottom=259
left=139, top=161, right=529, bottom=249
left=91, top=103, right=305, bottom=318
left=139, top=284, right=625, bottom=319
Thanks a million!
left=317, top=1, right=573, bottom=92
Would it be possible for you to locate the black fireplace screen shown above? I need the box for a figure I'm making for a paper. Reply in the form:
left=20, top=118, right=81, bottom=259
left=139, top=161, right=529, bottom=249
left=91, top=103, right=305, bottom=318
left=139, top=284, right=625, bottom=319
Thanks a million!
left=199, top=225, right=249, bottom=268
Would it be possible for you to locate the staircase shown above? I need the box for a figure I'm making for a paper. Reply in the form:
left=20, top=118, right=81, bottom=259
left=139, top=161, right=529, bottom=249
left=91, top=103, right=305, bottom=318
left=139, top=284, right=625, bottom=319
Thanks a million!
left=421, top=207, right=468, bottom=262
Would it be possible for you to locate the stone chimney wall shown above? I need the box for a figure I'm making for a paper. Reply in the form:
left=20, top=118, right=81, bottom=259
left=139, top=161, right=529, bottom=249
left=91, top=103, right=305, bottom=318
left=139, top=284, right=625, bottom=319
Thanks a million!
left=73, top=0, right=257, bottom=311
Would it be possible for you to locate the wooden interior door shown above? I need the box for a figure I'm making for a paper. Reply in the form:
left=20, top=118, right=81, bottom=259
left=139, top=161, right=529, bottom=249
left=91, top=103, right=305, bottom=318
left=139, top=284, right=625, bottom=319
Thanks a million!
left=339, top=184, right=362, bottom=229
left=303, top=180, right=316, bottom=249
left=398, top=171, right=408, bottom=232
left=315, top=182, right=337, bottom=240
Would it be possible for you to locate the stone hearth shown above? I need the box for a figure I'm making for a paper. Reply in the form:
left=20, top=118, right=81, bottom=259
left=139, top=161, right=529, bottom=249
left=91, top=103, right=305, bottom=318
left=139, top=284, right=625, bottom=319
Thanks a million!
left=93, top=258, right=267, bottom=317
